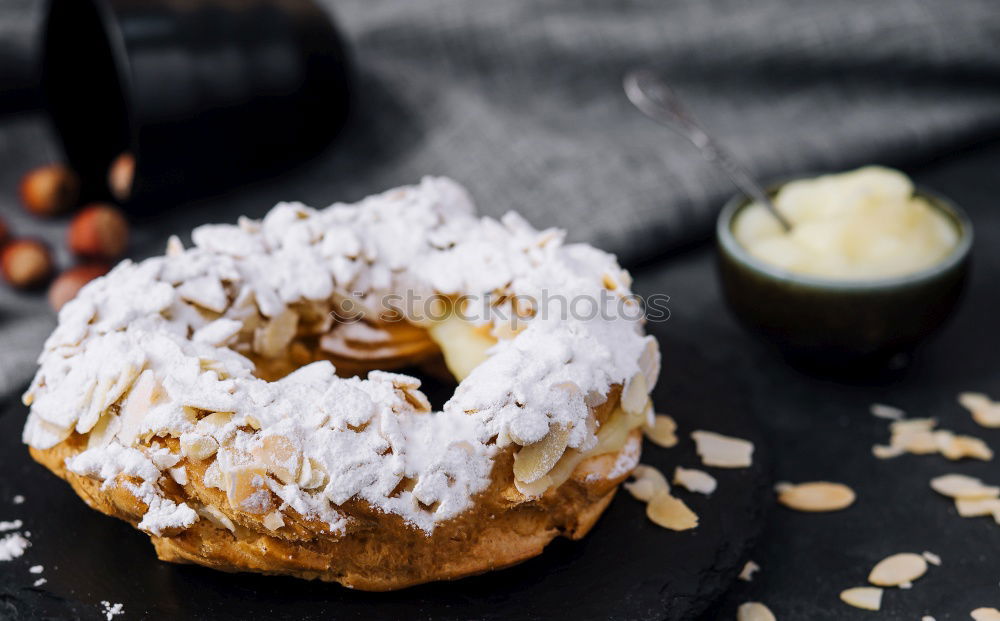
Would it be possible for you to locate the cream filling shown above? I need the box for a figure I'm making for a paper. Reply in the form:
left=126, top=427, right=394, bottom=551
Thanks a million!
left=426, top=315, right=646, bottom=496
left=426, top=315, right=497, bottom=382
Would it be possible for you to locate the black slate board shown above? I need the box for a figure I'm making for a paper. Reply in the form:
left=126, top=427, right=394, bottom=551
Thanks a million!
left=0, top=337, right=769, bottom=621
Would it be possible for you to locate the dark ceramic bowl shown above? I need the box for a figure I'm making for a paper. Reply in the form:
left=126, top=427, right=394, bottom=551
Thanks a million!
left=716, top=182, right=973, bottom=369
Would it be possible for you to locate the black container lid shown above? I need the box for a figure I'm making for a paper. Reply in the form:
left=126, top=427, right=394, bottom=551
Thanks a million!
left=41, top=0, right=351, bottom=212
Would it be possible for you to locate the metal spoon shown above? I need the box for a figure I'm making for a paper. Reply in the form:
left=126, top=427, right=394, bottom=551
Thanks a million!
left=623, top=68, right=793, bottom=231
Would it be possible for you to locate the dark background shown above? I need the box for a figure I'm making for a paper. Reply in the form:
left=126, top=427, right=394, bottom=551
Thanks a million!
left=1, top=0, right=1000, bottom=618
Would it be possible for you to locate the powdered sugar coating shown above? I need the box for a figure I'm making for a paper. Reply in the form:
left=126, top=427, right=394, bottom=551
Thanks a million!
left=23, top=177, right=655, bottom=533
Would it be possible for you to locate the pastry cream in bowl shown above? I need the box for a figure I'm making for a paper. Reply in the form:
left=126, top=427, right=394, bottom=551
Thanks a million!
left=717, top=166, right=972, bottom=367
left=732, top=167, right=959, bottom=280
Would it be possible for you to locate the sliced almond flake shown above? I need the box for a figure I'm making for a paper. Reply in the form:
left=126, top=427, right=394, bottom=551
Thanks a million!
left=262, top=510, right=285, bottom=531
left=959, top=392, right=1000, bottom=428
left=177, top=275, right=229, bottom=314
left=86, top=412, right=121, bottom=450
left=252, top=435, right=302, bottom=485
left=955, top=497, right=1000, bottom=518
left=298, top=457, right=328, bottom=490
left=117, top=370, right=165, bottom=446
left=638, top=338, right=660, bottom=391
left=646, top=490, right=698, bottom=531
left=402, top=386, right=432, bottom=413
left=225, top=464, right=274, bottom=514
left=624, top=464, right=670, bottom=502
left=691, top=430, right=754, bottom=468
left=253, top=308, right=298, bottom=359
left=738, top=560, right=761, bottom=582
left=777, top=481, right=855, bottom=512
left=513, top=424, right=570, bottom=486
left=736, top=602, right=776, bottom=621
left=973, top=609, right=1000, bottom=621
left=921, top=551, right=941, bottom=566
left=165, top=235, right=184, bottom=256
left=840, top=587, right=883, bottom=611
left=890, top=418, right=938, bottom=435
left=192, top=318, right=244, bottom=346
left=168, top=466, right=188, bottom=486
left=203, top=461, right=224, bottom=490
left=196, top=504, right=235, bottom=533
left=196, top=412, right=235, bottom=437
left=673, top=466, right=717, bottom=495
left=929, top=474, right=1000, bottom=499
left=899, top=429, right=940, bottom=454
left=620, top=372, right=649, bottom=417
left=938, top=433, right=993, bottom=461
left=870, top=403, right=905, bottom=420
left=872, top=444, right=905, bottom=459
left=868, top=553, right=928, bottom=587
left=180, top=433, right=219, bottom=461
left=77, top=361, right=143, bottom=434
left=645, top=414, right=678, bottom=448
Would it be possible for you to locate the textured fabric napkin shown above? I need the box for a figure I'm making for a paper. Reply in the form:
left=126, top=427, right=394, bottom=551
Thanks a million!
left=1, top=0, right=1000, bottom=397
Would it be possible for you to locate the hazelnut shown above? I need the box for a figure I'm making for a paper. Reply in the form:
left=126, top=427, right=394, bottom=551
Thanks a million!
left=48, top=264, right=110, bottom=311
left=68, top=204, right=129, bottom=260
left=108, top=152, right=135, bottom=202
left=1, top=239, right=54, bottom=289
left=19, top=164, right=80, bottom=217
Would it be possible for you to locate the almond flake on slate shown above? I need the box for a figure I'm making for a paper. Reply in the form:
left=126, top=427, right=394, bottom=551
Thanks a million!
left=972, top=609, right=1000, bottom=621
left=921, top=551, right=941, bottom=566
left=691, top=430, right=754, bottom=468
left=840, top=587, right=883, bottom=611
left=937, top=433, right=993, bottom=461
left=673, top=466, right=717, bottom=495
left=738, top=560, right=761, bottom=582
left=891, top=418, right=938, bottom=435
left=646, top=490, right=699, bottom=531
left=954, top=497, right=1000, bottom=518
left=959, top=393, right=1000, bottom=428
left=262, top=510, right=285, bottom=531
left=877, top=416, right=993, bottom=461
left=777, top=481, right=856, bottom=512
left=737, top=602, right=776, bottom=621
left=930, top=474, right=1000, bottom=499
left=872, top=444, right=906, bottom=459
left=870, top=403, right=905, bottom=420
left=644, top=414, right=678, bottom=448
left=868, top=553, right=928, bottom=587
left=624, top=464, right=669, bottom=502
left=902, top=430, right=940, bottom=454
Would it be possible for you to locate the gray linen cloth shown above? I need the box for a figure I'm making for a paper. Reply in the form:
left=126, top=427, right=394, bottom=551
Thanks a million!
left=1, top=0, right=1000, bottom=396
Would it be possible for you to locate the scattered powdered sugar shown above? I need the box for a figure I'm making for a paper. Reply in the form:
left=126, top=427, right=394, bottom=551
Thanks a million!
left=23, top=177, right=654, bottom=534
left=0, top=532, right=29, bottom=561
left=0, top=519, right=23, bottom=532
left=29, top=564, right=43, bottom=574
left=32, top=578, right=47, bottom=587
left=12, top=495, right=24, bottom=505
left=100, top=601, right=124, bottom=620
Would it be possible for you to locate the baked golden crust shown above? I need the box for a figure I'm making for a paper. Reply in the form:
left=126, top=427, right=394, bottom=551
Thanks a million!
left=23, top=178, right=658, bottom=590
left=29, top=404, right=640, bottom=590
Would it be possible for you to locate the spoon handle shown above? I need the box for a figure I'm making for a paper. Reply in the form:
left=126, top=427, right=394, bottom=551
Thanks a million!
left=624, top=69, right=792, bottom=231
